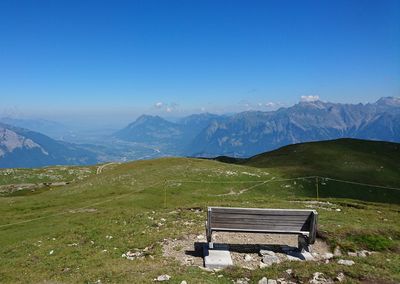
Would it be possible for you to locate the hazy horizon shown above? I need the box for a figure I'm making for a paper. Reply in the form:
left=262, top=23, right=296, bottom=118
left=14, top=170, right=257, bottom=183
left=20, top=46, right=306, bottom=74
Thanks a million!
left=2, top=96, right=399, bottom=130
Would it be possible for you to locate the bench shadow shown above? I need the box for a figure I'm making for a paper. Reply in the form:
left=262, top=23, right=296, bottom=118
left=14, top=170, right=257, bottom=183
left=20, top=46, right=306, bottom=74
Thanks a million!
left=184, top=242, right=206, bottom=258
left=186, top=242, right=301, bottom=257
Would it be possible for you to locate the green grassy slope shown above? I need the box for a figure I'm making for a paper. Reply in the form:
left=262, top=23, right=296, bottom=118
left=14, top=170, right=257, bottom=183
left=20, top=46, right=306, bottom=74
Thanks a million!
left=0, top=140, right=399, bottom=283
left=243, top=139, right=400, bottom=185
left=239, top=139, right=400, bottom=203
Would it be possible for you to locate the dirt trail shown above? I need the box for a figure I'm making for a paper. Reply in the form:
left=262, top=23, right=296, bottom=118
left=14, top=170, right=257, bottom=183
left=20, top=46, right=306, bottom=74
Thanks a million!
left=96, top=162, right=118, bottom=174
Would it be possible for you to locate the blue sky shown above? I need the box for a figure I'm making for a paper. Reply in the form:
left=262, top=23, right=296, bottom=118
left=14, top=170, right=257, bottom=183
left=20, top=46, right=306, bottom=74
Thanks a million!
left=0, top=0, right=399, bottom=123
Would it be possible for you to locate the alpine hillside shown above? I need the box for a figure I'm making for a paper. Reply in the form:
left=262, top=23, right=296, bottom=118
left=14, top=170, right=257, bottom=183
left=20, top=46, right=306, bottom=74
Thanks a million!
left=0, top=123, right=98, bottom=168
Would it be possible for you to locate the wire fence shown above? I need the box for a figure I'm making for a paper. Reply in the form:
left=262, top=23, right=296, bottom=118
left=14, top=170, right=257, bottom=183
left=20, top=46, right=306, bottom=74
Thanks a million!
left=1, top=176, right=399, bottom=229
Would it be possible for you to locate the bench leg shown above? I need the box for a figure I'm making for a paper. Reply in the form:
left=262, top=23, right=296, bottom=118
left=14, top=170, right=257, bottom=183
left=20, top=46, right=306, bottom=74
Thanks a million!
left=298, top=235, right=310, bottom=252
left=205, top=222, right=213, bottom=249
left=207, top=233, right=213, bottom=249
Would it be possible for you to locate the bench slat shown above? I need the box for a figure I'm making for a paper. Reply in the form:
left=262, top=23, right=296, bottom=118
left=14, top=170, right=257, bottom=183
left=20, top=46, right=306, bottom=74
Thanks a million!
left=211, top=222, right=309, bottom=231
left=211, top=220, right=310, bottom=228
left=211, top=227, right=309, bottom=235
left=211, top=208, right=313, bottom=216
left=206, top=207, right=318, bottom=245
left=211, top=215, right=311, bottom=222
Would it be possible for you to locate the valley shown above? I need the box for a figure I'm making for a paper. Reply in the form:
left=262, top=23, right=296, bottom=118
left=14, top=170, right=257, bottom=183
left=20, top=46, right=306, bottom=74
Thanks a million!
left=1, top=97, right=400, bottom=168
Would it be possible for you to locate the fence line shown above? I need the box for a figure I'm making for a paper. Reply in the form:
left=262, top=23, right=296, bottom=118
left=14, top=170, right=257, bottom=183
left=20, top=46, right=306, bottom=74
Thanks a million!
left=2, top=175, right=399, bottom=229
left=168, top=176, right=400, bottom=191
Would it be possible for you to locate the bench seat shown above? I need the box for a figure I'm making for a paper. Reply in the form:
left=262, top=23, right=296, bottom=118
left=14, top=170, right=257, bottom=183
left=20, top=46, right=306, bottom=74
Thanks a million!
left=206, top=207, right=318, bottom=251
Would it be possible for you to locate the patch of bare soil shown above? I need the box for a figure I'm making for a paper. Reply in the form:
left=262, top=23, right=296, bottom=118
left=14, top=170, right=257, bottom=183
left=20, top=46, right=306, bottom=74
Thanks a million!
left=162, top=234, right=205, bottom=267
left=162, top=232, right=332, bottom=269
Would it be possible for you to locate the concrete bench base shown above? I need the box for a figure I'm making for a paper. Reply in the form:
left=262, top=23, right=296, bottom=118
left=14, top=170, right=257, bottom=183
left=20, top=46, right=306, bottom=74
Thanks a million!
left=203, top=244, right=233, bottom=269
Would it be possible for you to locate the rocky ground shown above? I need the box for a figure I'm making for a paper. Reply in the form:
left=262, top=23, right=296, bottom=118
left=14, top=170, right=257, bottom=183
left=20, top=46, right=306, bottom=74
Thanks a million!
left=161, top=232, right=369, bottom=283
left=162, top=232, right=332, bottom=269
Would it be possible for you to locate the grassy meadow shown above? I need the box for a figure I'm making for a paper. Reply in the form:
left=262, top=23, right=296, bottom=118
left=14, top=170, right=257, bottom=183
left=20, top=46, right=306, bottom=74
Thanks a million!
left=0, top=140, right=399, bottom=283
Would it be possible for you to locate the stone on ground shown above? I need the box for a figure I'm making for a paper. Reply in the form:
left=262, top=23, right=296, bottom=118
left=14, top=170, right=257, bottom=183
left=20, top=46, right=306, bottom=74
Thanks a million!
left=309, top=272, right=333, bottom=284
left=244, top=254, right=253, bottom=262
left=333, top=246, right=342, bottom=256
left=286, top=250, right=314, bottom=261
left=155, top=274, right=171, bottom=281
left=335, top=272, right=345, bottom=282
left=259, top=249, right=276, bottom=256
left=262, top=254, right=280, bottom=266
left=235, top=277, right=250, bottom=284
left=258, top=277, right=278, bottom=284
left=337, top=259, right=355, bottom=266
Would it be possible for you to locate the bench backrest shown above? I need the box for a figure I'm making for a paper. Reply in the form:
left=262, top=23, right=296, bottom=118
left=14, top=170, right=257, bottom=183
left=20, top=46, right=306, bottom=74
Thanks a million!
left=207, top=207, right=317, bottom=244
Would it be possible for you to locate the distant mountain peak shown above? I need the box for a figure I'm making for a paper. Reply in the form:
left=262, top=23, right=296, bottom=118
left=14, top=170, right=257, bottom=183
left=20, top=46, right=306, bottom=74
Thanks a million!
left=129, top=114, right=167, bottom=127
left=136, top=114, right=162, bottom=121
left=376, top=97, right=400, bottom=106
left=296, top=100, right=328, bottom=109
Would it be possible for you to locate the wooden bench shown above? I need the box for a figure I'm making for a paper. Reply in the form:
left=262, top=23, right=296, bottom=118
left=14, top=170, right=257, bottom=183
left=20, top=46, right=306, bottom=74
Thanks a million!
left=206, top=207, right=318, bottom=251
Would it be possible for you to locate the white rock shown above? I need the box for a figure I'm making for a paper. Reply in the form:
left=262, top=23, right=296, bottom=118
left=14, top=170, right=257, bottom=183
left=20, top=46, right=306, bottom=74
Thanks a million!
left=259, top=249, right=276, bottom=256
left=301, top=251, right=314, bottom=261
left=322, top=252, right=334, bottom=260
left=262, top=255, right=280, bottom=266
left=286, top=250, right=314, bottom=261
left=155, top=274, right=171, bottom=281
left=357, top=250, right=370, bottom=257
left=49, top=250, right=54, bottom=255
left=309, top=272, right=333, bottom=284
left=335, top=208, right=341, bottom=212
left=198, top=265, right=212, bottom=272
left=244, top=254, right=253, bottom=262
left=347, top=252, right=357, bottom=257
left=338, top=259, right=355, bottom=266
left=285, top=269, right=293, bottom=275
left=335, top=272, right=345, bottom=282
left=257, top=278, right=278, bottom=284
left=333, top=246, right=342, bottom=256
left=180, top=281, right=187, bottom=284
left=235, top=278, right=250, bottom=284
left=184, top=257, right=194, bottom=265
left=258, top=277, right=269, bottom=284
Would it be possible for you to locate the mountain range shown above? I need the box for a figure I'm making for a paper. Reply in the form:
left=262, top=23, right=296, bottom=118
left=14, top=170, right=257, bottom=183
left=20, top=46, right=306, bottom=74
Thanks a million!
left=0, top=123, right=97, bottom=168
left=1, top=97, right=399, bottom=167
left=116, top=97, right=400, bottom=157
